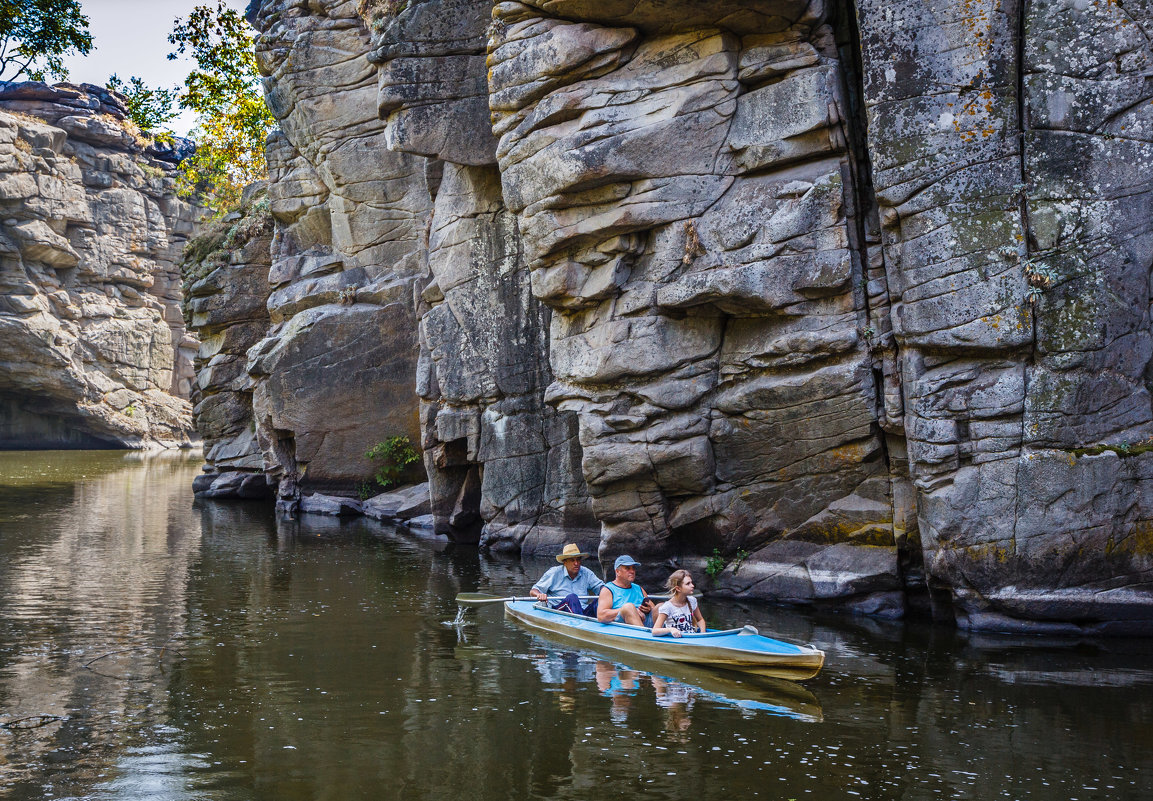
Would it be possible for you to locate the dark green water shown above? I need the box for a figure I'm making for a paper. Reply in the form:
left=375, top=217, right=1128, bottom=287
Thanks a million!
left=1, top=451, right=1152, bottom=800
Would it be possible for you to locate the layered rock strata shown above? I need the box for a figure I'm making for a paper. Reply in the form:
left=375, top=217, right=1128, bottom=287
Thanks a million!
left=250, top=0, right=431, bottom=505
left=367, top=0, right=599, bottom=551
left=855, top=0, right=1153, bottom=631
left=480, top=0, right=902, bottom=613
left=0, top=82, right=200, bottom=449
left=218, top=0, right=1153, bottom=631
left=184, top=183, right=275, bottom=499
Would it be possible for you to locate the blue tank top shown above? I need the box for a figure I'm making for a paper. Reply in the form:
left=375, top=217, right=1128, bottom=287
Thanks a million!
left=606, top=582, right=644, bottom=610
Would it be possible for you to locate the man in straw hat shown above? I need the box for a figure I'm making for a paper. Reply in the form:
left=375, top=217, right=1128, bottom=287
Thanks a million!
left=530, top=543, right=605, bottom=616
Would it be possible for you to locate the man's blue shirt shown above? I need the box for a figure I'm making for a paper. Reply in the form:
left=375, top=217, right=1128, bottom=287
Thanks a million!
left=532, top=564, right=605, bottom=598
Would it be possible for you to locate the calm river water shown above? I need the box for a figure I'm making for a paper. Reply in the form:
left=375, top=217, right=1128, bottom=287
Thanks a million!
left=1, top=451, right=1151, bottom=800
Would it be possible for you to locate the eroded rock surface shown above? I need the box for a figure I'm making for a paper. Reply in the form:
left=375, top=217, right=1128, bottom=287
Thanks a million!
left=856, top=0, right=1153, bottom=632
left=0, top=83, right=200, bottom=448
left=216, top=0, right=1153, bottom=631
left=183, top=183, right=274, bottom=499
left=368, top=0, right=598, bottom=552
left=250, top=0, right=432, bottom=506
left=473, top=0, right=905, bottom=611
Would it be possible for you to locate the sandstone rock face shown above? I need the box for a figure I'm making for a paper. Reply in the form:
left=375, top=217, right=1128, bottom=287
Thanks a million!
left=222, top=0, right=1153, bottom=631
left=249, top=0, right=432, bottom=505
left=368, top=0, right=599, bottom=552
left=183, top=183, right=275, bottom=499
left=484, top=0, right=905, bottom=613
left=855, top=0, right=1153, bottom=632
left=0, top=83, right=200, bottom=449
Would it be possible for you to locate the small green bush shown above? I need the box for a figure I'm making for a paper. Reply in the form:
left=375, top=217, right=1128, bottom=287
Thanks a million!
left=705, top=548, right=725, bottom=579
left=366, top=436, right=419, bottom=489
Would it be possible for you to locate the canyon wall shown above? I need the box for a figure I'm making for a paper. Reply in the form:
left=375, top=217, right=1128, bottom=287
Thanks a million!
left=0, top=83, right=199, bottom=449
left=212, top=0, right=1153, bottom=632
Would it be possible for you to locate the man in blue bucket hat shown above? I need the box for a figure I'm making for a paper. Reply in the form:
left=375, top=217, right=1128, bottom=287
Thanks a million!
left=597, top=554, right=653, bottom=626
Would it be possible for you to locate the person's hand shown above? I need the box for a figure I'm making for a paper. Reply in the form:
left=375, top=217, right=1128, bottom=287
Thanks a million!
left=640, top=599, right=654, bottom=614
left=670, top=628, right=683, bottom=638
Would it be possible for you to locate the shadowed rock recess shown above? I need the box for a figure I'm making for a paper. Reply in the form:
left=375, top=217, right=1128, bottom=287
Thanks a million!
left=216, top=0, right=1153, bottom=632
left=0, top=83, right=201, bottom=448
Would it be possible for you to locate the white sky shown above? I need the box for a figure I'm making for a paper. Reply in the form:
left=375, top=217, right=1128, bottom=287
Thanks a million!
left=59, top=0, right=251, bottom=136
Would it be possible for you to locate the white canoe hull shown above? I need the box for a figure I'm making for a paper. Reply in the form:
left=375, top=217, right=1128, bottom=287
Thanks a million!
left=504, top=601, right=825, bottom=681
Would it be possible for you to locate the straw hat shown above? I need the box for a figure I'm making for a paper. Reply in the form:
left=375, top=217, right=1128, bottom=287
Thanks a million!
left=556, top=543, right=591, bottom=563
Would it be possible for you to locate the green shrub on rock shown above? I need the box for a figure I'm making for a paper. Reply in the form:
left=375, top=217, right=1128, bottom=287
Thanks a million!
left=366, top=436, right=420, bottom=489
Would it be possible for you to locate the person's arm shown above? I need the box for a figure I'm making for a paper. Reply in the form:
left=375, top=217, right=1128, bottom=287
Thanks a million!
left=652, top=610, right=682, bottom=638
left=596, top=586, right=616, bottom=622
left=530, top=568, right=554, bottom=603
left=692, top=604, right=706, bottom=633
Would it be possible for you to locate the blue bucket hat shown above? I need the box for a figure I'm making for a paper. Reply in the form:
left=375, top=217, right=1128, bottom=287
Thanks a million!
left=613, top=554, right=641, bottom=570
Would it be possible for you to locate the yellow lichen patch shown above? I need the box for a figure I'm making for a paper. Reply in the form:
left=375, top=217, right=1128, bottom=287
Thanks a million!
left=786, top=519, right=895, bottom=547
left=1105, top=520, right=1153, bottom=557
left=958, top=542, right=1014, bottom=565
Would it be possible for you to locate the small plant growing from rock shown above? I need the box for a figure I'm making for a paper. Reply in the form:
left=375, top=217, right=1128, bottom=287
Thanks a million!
left=366, top=436, right=419, bottom=489
left=705, top=548, right=725, bottom=579
left=681, top=220, right=706, bottom=265
left=337, top=285, right=358, bottom=305
left=1023, top=257, right=1058, bottom=305
left=731, top=548, right=750, bottom=575
left=357, top=0, right=408, bottom=32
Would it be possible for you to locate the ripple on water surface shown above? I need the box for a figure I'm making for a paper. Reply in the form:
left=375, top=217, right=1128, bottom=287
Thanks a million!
left=1, top=451, right=1152, bottom=800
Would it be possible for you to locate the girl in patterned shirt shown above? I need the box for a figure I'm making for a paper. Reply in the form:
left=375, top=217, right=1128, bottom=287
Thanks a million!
left=651, top=570, right=706, bottom=637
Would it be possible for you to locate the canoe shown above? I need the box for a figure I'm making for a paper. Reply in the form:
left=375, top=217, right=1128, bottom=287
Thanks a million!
left=503, top=600, right=825, bottom=681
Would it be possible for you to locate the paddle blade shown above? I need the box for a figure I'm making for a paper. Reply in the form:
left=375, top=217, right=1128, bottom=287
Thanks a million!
left=454, top=593, right=512, bottom=606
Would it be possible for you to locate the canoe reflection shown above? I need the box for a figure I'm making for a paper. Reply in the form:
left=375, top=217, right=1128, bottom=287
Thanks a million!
left=528, top=639, right=823, bottom=728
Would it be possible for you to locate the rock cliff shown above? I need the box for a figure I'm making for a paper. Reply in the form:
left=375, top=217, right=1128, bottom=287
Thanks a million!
left=183, top=183, right=275, bottom=499
left=0, top=82, right=200, bottom=449
left=206, top=0, right=1153, bottom=632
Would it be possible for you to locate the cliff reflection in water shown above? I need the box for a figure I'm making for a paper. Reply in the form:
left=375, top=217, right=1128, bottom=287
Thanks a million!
left=2, top=453, right=1153, bottom=801
left=0, top=451, right=205, bottom=797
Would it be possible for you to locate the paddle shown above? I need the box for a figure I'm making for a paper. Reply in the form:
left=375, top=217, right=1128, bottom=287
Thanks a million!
left=455, top=592, right=670, bottom=607
left=454, top=592, right=599, bottom=606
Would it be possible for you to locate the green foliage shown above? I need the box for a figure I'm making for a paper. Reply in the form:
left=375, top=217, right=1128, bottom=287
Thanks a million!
left=357, top=481, right=377, bottom=501
left=168, top=1, right=274, bottom=213
left=731, top=548, right=749, bottom=575
left=1069, top=435, right=1153, bottom=459
left=0, top=0, right=92, bottom=83
left=107, top=74, right=179, bottom=135
left=366, top=436, right=420, bottom=490
left=705, top=549, right=725, bottom=580
left=704, top=548, right=750, bottom=579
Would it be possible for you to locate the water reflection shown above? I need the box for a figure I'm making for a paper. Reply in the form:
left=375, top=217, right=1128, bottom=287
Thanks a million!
left=3, top=453, right=1153, bottom=801
left=0, top=450, right=204, bottom=799
left=525, top=642, right=823, bottom=732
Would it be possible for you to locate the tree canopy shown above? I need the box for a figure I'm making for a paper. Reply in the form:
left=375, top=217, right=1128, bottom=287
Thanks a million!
left=106, top=75, right=179, bottom=135
left=169, top=2, right=274, bottom=212
left=0, top=0, right=93, bottom=83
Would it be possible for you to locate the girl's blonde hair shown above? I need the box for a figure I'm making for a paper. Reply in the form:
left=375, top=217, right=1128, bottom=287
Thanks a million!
left=665, top=569, right=691, bottom=592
